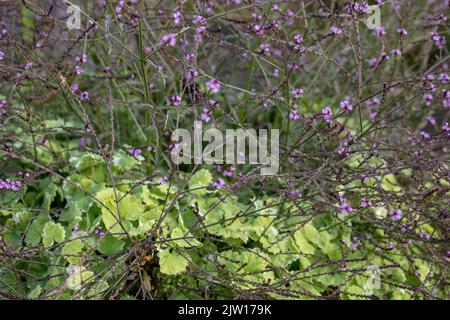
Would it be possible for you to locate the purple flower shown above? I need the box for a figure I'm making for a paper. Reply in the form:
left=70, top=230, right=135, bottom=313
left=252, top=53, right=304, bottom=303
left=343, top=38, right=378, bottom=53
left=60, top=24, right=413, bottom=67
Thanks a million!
left=214, top=178, right=225, bottom=190
left=391, top=49, right=401, bottom=56
left=75, top=54, right=87, bottom=63
left=169, top=95, right=181, bottom=107
left=79, top=91, right=89, bottom=101
left=206, top=79, right=221, bottom=94
left=80, top=137, right=89, bottom=146
left=289, top=109, right=300, bottom=120
left=223, top=166, right=235, bottom=177
left=291, top=88, right=304, bottom=99
left=423, top=93, right=433, bottom=106
left=144, top=46, right=152, bottom=54
left=338, top=192, right=353, bottom=214
left=443, top=90, right=450, bottom=109
left=340, top=100, right=353, bottom=112
left=160, top=33, right=177, bottom=47
left=426, top=116, right=436, bottom=125
left=361, top=198, right=372, bottom=208
left=72, top=224, right=79, bottom=235
left=439, top=72, right=449, bottom=83
left=430, top=32, right=446, bottom=49
left=330, top=26, right=342, bottom=35
left=95, top=226, right=105, bottom=237
left=293, top=34, right=303, bottom=44
left=388, top=209, right=402, bottom=221
left=192, top=14, right=206, bottom=25
left=352, top=2, right=369, bottom=13
left=71, top=83, right=79, bottom=93
left=24, top=62, right=33, bottom=70
left=0, top=99, right=7, bottom=108
left=380, top=51, right=390, bottom=60
left=373, top=27, right=386, bottom=37
left=259, top=43, right=270, bottom=55
left=186, top=68, right=198, bottom=80
left=159, top=176, right=168, bottom=184
left=273, top=68, right=279, bottom=77
left=0, top=51, right=4, bottom=60
left=131, top=148, right=142, bottom=158
left=288, top=63, right=298, bottom=71
left=396, top=28, right=408, bottom=36
left=443, top=122, right=450, bottom=131
left=75, top=65, right=84, bottom=75
left=350, top=237, right=360, bottom=249
left=201, top=108, right=212, bottom=123
left=0, top=178, right=24, bottom=191
left=340, top=202, right=353, bottom=215
left=285, top=189, right=300, bottom=199
left=419, top=131, right=430, bottom=139
left=321, top=107, right=333, bottom=123
left=172, top=11, right=182, bottom=24
left=419, top=230, right=430, bottom=240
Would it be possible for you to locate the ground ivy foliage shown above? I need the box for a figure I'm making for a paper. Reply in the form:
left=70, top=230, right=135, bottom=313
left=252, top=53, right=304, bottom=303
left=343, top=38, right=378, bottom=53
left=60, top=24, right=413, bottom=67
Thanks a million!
left=0, top=151, right=445, bottom=299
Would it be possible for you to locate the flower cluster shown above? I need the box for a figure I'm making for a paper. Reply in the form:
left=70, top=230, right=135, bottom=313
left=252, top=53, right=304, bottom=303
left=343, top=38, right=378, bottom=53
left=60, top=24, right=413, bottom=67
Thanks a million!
left=0, top=178, right=23, bottom=191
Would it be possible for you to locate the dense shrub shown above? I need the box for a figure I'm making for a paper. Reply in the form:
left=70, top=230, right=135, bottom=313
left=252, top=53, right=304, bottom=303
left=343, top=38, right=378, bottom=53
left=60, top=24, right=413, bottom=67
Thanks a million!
left=0, top=1, right=448, bottom=300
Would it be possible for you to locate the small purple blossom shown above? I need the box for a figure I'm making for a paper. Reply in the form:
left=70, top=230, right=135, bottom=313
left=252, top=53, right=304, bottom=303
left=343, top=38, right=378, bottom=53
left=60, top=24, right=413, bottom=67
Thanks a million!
left=214, top=178, right=225, bottom=190
left=75, top=65, right=84, bottom=75
left=293, top=34, right=303, bottom=44
left=289, top=109, right=300, bottom=120
left=361, top=198, right=372, bottom=208
left=338, top=192, right=353, bottom=215
left=71, top=83, right=79, bottom=93
left=330, top=26, right=342, bottom=35
left=0, top=178, right=24, bottom=191
left=160, top=33, right=177, bottom=47
left=380, top=51, right=390, bottom=60
left=291, top=88, right=304, bottom=99
left=169, top=95, right=181, bottom=107
left=419, top=230, right=430, bottom=240
left=144, top=46, right=152, bottom=54
left=192, top=14, right=206, bottom=25
left=288, top=63, right=298, bottom=71
left=388, top=209, right=402, bottom=221
left=131, top=148, right=142, bottom=158
left=206, top=79, right=221, bottom=94
left=423, top=93, right=433, bottom=106
left=72, top=224, right=79, bottom=235
left=24, top=62, right=33, bottom=70
left=172, top=11, right=182, bottom=24
left=443, top=90, right=450, bottom=108
left=321, top=107, right=333, bottom=123
left=442, top=122, right=450, bottom=131
left=75, top=54, right=87, bottom=63
left=79, top=91, right=89, bottom=101
left=391, top=49, right=401, bottom=56
left=223, top=166, right=235, bottom=177
left=439, top=72, right=449, bottom=83
left=396, top=28, right=408, bottom=36
left=419, top=131, right=430, bottom=139
left=340, top=100, right=353, bottom=112
left=186, top=68, right=198, bottom=80
left=430, top=32, right=446, bottom=49
left=201, top=108, right=212, bottom=123
left=373, top=27, right=386, bottom=37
